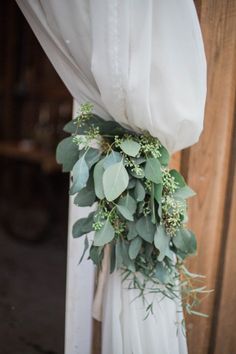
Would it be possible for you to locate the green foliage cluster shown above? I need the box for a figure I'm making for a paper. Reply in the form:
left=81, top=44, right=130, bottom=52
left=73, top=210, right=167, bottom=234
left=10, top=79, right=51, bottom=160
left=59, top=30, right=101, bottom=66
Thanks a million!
left=57, top=103, right=209, bottom=318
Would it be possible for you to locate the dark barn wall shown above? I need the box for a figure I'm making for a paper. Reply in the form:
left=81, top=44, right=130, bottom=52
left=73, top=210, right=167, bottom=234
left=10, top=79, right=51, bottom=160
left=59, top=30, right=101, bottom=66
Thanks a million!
left=0, top=1, right=72, bottom=353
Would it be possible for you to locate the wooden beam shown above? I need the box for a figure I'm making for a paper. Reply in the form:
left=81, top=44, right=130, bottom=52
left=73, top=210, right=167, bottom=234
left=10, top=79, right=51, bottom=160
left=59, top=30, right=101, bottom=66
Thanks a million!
left=184, top=1, right=236, bottom=353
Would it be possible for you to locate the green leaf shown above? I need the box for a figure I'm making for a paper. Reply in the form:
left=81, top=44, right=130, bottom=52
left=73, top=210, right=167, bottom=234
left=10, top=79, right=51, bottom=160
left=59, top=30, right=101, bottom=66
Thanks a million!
left=72, top=212, right=95, bottom=238
left=173, top=228, right=197, bottom=256
left=127, top=178, right=136, bottom=189
left=85, top=148, right=101, bottom=169
left=103, top=161, right=129, bottom=201
left=158, top=145, right=170, bottom=166
left=89, top=246, right=103, bottom=266
left=134, top=181, right=145, bottom=202
left=150, top=183, right=156, bottom=224
left=127, top=221, right=138, bottom=240
left=154, top=183, right=163, bottom=203
left=74, top=174, right=96, bottom=207
left=129, top=237, right=142, bottom=260
left=120, top=139, right=141, bottom=157
left=110, top=243, right=116, bottom=273
left=136, top=215, right=155, bottom=243
left=120, top=240, right=135, bottom=271
left=93, top=159, right=105, bottom=199
left=144, top=158, right=162, bottom=184
left=155, top=262, right=172, bottom=284
left=63, top=120, right=77, bottom=134
left=103, top=151, right=122, bottom=169
left=56, top=137, right=80, bottom=172
left=118, top=194, right=137, bottom=214
left=115, top=239, right=123, bottom=269
left=116, top=205, right=134, bottom=221
left=93, top=219, right=115, bottom=246
left=79, top=236, right=89, bottom=264
left=173, top=185, right=196, bottom=199
left=170, top=169, right=186, bottom=188
left=132, top=157, right=146, bottom=165
left=70, top=154, right=89, bottom=195
left=145, top=243, right=154, bottom=258
left=154, top=225, right=172, bottom=261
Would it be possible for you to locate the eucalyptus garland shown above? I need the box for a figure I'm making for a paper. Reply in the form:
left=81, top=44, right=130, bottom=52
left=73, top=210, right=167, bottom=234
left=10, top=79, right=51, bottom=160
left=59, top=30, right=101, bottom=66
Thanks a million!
left=57, top=103, right=208, bottom=318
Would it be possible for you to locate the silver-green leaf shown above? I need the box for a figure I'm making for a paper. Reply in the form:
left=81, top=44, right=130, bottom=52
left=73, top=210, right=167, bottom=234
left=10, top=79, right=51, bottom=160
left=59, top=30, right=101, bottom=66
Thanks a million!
left=144, top=158, right=162, bottom=184
left=118, top=194, right=137, bottom=214
left=134, top=181, right=145, bottom=202
left=173, top=228, right=197, bottom=255
left=154, top=225, right=172, bottom=261
left=129, top=237, right=142, bottom=260
left=103, top=150, right=122, bottom=169
left=93, top=159, right=105, bottom=199
left=136, top=215, right=156, bottom=243
left=56, top=137, right=80, bottom=172
left=116, top=205, right=134, bottom=221
left=70, top=154, right=89, bottom=195
left=103, top=161, right=129, bottom=201
left=93, top=219, right=115, bottom=246
left=120, top=139, right=141, bottom=157
left=72, top=212, right=95, bottom=238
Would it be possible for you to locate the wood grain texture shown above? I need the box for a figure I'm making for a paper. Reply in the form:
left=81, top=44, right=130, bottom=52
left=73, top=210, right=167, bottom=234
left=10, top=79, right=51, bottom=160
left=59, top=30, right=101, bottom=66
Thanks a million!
left=212, top=118, right=236, bottom=354
left=184, top=1, right=236, bottom=353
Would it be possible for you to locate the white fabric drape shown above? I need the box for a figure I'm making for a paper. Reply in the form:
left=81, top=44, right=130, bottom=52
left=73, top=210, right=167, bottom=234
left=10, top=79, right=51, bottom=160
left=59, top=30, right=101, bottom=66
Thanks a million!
left=16, top=0, right=206, bottom=154
left=16, top=1, right=207, bottom=353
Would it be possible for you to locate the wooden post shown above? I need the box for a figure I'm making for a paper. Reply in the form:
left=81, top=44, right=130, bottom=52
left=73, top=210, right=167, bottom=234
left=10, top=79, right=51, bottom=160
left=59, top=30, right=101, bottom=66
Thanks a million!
left=64, top=101, right=95, bottom=354
left=184, top=1, right=236, bottom=353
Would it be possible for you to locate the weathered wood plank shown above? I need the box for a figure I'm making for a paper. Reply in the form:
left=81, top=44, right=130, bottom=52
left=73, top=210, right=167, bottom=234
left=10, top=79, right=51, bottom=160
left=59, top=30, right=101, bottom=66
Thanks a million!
left=184, top=1, right=236, bottom=353
left=213, top=121, right=236, bottom=354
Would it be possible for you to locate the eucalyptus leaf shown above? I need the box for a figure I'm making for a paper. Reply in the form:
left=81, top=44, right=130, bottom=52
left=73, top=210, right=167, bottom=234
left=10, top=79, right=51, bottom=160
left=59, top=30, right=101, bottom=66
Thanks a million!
left=116, top=204, right=134, bottom=221
left=115, top=239, right=123, bottom=269
left=154, top=225, right=171, bottom=261
left=144, top=158, right=162, bottom=184
left=127, top=178, right=136, bottom=189
left=63, top=120, right=77, bottom=134
left=151, top=185, right=156, bottom=224
left=118, top=194, right=137, bottom=214
left=74, top=174, right=96, bottom=207
left=129, top=237, right=142, bottom=260
left=120, top=240, right=135, bottom=271
left=132, top=157, right=146, bottom=165
left=79, top=236, right=89, bottom=264
left=110, top=243, right=116, bottom=273
left=93, top=219, right=115, bottom=246
left=173, top=228, right=197, bottom=255
left=145, top=243, right=154, bottom=258
left=130, top=168, right=145, bottom=179
left=136, top=215, right=156, bottom=243
left=127, top=221, right=138, bottom=240
left=158, top=145, right=170, bottom=166
left=103, top=161, right=129, bottom=201
left=154, top=183, right=163, bottom=203
left=155, top=262, right=171, bottom=284
left=89, top=246, right=103, bottom=266
left=173, top=185, right=196, bottom=199
left=72, top=211, right=95, bottom=238
left=134, top=181, right=145, bottom=202
left=120, top=139, right=141, bottom=157
left=93, top=159, right=105, bottom=199
left=56, top=137, right=80, bottom=172
left=103, top=150, right=122, bottom=169
left=70, top=154, right=89, bottom=195
left=170, top=169, right=186, bottom=188
left=85, top=148, right=101, bottom=169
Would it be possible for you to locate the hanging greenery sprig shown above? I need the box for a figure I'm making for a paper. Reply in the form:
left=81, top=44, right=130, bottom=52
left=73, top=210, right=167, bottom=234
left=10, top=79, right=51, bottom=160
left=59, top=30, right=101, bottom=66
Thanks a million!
left=56, top=103, right=210, bottom=318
